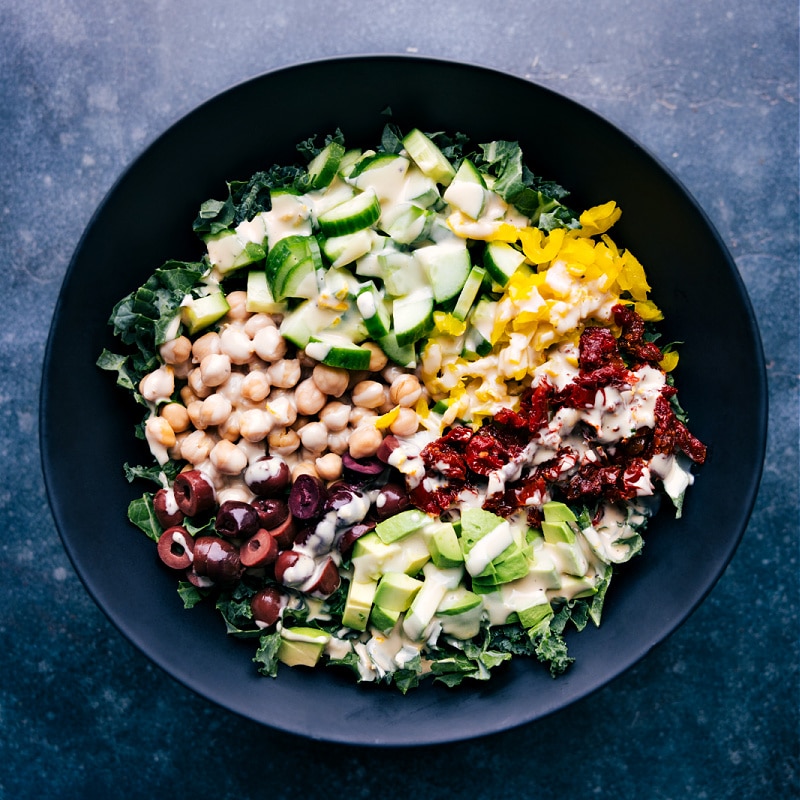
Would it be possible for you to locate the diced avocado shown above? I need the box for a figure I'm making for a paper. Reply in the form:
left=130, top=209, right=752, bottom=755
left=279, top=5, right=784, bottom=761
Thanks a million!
left=381, top=532, right=431, bottom=576
left=426, top=522, right=464, bottom=569
left=374, top=508, right=430, bottom=544
left=351, top=533, right=399, bottom=582
left=471, top=543, right=530, bottom=585
left=556, top=573, right=601, bottom=599
left=542, top=501, right=578, bottom=524
left=516, top=601, right=553, bottom=630
left=545, top=540, right=589, bottom=577
left=373, top=572, right=423, bottom=612
left=342, top=579, right=378, bottom=631
left=402, top=563, right=464, bottom=641
left=541, top=519, right=576, bottom=544
left=181, top=291, right=230, bottom=336
left=437, top=586, right=482, bottom=616
left=277, top=627, right=330, bottom=668
left=369, top=604, right=401, bottom=633
left=459, top=508, right=506, bottom=551
left=526, top=546, right=562, bottom=590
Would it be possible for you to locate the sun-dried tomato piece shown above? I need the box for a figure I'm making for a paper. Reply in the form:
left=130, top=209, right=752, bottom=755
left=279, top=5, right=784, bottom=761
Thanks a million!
left=421, top=440, right=468, bottom=481
left=613, top=304, right=664, bottom=365
left=518, top=381, right=554, bottom=432
left=465, top=431, right=512, bottom=476
left=579, top=326, right=625, bottom=371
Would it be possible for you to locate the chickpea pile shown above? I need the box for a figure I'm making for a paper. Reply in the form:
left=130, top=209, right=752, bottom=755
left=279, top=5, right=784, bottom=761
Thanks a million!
left=138, top=291, right=425, bottom=501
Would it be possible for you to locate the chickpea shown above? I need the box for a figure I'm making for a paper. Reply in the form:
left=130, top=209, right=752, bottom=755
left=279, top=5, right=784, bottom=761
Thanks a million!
left=219, top=326, right=253, bottom=365
left=389, top=407, right=419, bottom=437
left=348, top=425, right=384, bottom=459
left=351, top=380, right=386, bottom=409
left=187, top=368, right=212, bottom=399
left=268, top=427, right=301, bottom=457
left=239, top=408, right=274, bottom=443
left=169, top=431, right=188, bottom=461
left=139, top=365, right=175, bottom=403
left=180, top=430, right=216, bottom=464
left=326, top=429, right=351, bottom=455
left=225, top=290, right=250, bottom=322
left=294, top=377, right=327, bottom=416
left=349, top=406, right=378, bottom=428
left=216, top=485, right=253, bottom=506
left=160, top=402, right=190, bottom=433
left=200, top=352, right=232, bottom=388
left=218, top=371, right=246, bottom=405
left=267, top=359, right=301, bottom=389
left=265, top=393, right=297, bottom=428
left=159, top=335, right=192, bottom=365
left=218, top=409, right=241, bottom=442
left=381, top=364, right=407, bottom=385
left=145, top=416, right=176, bottom=448
left=363, top=341, right=388, bottom=372
left=298, top=421, right=328, bottom=454
left=210, top=439, right=248, bottom=475
left=319, top=401, right=351, bottom=432
left=179, top=385, right=198, bottom=406
left=389, top=374, right=422, bottom=407
left=241, top=370, right=271, bottom=403
left=172, top=360, right=192, bottom=380
left=253, top=326, right=287, bottom=363
left=315, top=452, right=343, bottom=482
left=199, top=393, right=233, bottom=427
left=291, top=414, right=312, bottom=432
left=186, top=400, right=207, bottom=430
left=311, top=364, right=349, bottom=398
left=244, top=313, right=276, bottom=338
left=291, top=461, right=319, bottom=482
left=192, top=331, right=221, bottom=363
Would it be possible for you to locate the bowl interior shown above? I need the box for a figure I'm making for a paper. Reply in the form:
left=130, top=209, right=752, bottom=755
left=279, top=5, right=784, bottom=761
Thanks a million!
left=41, top=55, right=766, bottom=746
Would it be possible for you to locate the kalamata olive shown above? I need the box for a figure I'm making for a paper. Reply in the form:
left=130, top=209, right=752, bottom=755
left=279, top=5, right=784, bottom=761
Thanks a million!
left=268, top=514, right=297, bottom=550
left=192, top=536, right=243, bottom=584
left=250, top=586, right=286, bottom=627
left=153, top=488, right=183, bottom=528
left=184, top=567, right=213, bottom=588
left=374, top=482, right=411, bottom=520
left=252, top=497, right=290, bottom=530
left=337, top=521, right=375, bottom=555
left=323, top=482, right=359, bottom=513
left=342, top=453, right=385, bottom=485
left=244, top=456, right=291, bottom=497
left=288, top=474, right=327, bottom=521
left=274, top=549, right=316, bottom=588
left=156, top=525, right=194, bottom=570
left=240, top=528, right=279, bottom=568
left=376, top=435, right=400, bottom=464
left=215, top=500, right=259, bottom=539
left=173, top=470, right=216, bottom=517
left=305, top=557, right=341, bottom=597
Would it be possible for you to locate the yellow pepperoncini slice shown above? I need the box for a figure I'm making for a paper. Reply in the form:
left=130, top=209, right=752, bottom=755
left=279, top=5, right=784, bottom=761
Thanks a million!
left=578, top=201, right=622, bottom=237
left=433, top=311, right=468, bottom=337
left=617, top=249, right=652, bottom=301
left=659, top=350, right=680, bottom=372
left=374, top=406, right=401, bottom=430
left=519, top=226, right=566, bottom=264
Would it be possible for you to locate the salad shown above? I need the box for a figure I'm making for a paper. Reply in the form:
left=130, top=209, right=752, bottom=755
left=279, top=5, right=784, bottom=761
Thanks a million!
left=98, top=123, right=707, bottom=691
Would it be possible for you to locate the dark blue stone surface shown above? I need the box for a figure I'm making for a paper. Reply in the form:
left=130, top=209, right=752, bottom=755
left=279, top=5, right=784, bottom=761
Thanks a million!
left=1, top=1, right=797, bottom=797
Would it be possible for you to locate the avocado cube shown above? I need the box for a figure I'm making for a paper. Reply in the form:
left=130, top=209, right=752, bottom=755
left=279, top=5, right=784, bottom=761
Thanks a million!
left=437, top=587, right=482, bottom=616
left=380, top=533, right=431, bottom=576
left=277, top=627, right=329, bottom=668
left=516, top=602, right=553, bottom=630
left=541, top=519, right=576, bottom=544
left=374, top=572, right=424, bottom=612
left=542, top=501, right=577, bottom=524
left=369, top=604, right=401, bottom=633
left=459, top=507, right=506, bottom=551
left=342, top=579, right=378, bottom=631
left=426, top=522, right=464, bottom=568
left=375, top=509, right=430, bottom=544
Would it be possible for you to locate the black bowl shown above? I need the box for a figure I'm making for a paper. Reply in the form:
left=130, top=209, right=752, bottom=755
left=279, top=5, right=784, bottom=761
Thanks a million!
left=41, top=55, right=767, bottom=745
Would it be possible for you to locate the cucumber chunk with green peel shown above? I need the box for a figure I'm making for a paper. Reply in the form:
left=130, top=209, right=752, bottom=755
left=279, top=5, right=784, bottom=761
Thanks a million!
left=181, top=291, right=230, bottom=335
left=347, top=152, right=410, bottom=201
left=245, top=269, right=283, bottom=314
left=483, top=240, right=527, bottom=287
left=443, top=159, right=488, bottom=219
left=378, top=332, right=417, bottom=368
left=266, top=234, right=323, bottom=301
left=356, top=283, right=391, bottom=339
left=278, top=300, right=340, bottom=349
left=321, top=228, right=379, bottom=269
left=379, top=202, right=434, bottom=245
left=317, top=189, right=381, bottom=236
left=452, top=265, right=487, bottom=321
left=414, top=241, right=472, bottom=303
left=305, top=140, right=346, bottom=189
left=305, top=334, right=372, bottom=371
left=392, top=288, right=434, bottom=347
left=402, top=128, right=456, bottom=186
left=379, top=251, right=430, bottom=297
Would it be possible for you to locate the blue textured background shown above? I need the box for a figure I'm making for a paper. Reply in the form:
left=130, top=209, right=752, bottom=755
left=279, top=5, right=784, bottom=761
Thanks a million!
left=2, top=1, right=797, bottom=797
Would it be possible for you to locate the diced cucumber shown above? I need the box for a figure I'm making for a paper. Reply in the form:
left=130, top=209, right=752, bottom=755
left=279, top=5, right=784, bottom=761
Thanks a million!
left=414, top=241, right=472, bottom=303
left=378, top=332, right=417, bottom=368
left=379, top=202, right=434, bottom=245
left=403, top=168, right=441, bottom=208
left=321, top=228, right=379, bottom=269
left=317, top=189, right=381, bottom=236
left=442, top=159, right=488, bottom=220
left=266, top=235, right=323, bottom=301
left=483, top=240, right=527, bottom=287
left=392, top=288, right=434, bottom=347
left=279, top=300, right=339, bottom=348
left=402, top=128, right=456, bottom=186
left=347, top=152, right=410, bottom=201
left=262, top=191, right=313, bottom=247
left=356, top=283, right=391, bottom=339
left=305, top=140, right=346, bottom=189
left=452, top=265, right=486, bottom=321
left=379, top=251, right=430, bottom=298
left=245, top=270, right=283, bottom=314
left=205, top=222, right=266, bottom=276
left=338, top=148, right=363, bottom=178
left=181, top=291, right=230, bottom=336
left=306, top=333, right=372, bottom=370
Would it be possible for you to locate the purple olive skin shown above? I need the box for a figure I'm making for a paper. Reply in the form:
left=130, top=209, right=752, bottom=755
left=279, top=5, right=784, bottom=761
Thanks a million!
left=288, top=474, right=327, bottom=521
left=173, top=470, right=216, bottom=517
left=157, top=526, right=194, bottom=570
left=153, top=488, right=183, bottom=528
left=337, top=521, right=375, bottom=555
left=244, top=456, right=291, bottom=497
left=250, top=586, right=286, bottom=627
left=215, top=500, right=259, bottom=539
left=376, top=435, right=400, bottom=464
left=252, top=498, right=290, bottom=530
left=268, top=515, right=297, bottom=550
left=305, top=557, right=341, bottom=597
left=342, top=453, right=385, bottom=478
left=374, top=482, right=411, bottom=520
left=240, top=528, right=279, bottom=568
left=192, top=537, right=243, bottom=584
left=323, top=482, right=363, bottom=514
left=273, top=549, right=302, bottom=585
